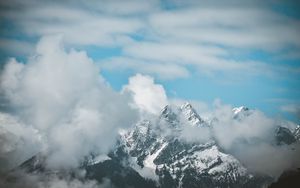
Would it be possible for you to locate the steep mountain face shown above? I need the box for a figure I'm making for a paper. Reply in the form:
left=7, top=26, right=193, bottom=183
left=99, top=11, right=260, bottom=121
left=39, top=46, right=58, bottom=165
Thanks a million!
left=117, top=103, right=271, bottom=188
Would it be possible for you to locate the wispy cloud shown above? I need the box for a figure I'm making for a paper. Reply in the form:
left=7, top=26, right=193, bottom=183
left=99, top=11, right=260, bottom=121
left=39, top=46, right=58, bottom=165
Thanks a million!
left=100, top=56, right=190, bottom=79
left=1, top=0, right=300, bottom=80
left=149, top=7, right=300, bottom=49
left=281, top=104, right=300, bottom=119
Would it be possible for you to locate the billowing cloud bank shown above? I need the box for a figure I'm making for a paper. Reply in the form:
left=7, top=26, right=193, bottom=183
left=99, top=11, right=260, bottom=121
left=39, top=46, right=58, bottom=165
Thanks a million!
left=0, top=35, right=138, bottom=171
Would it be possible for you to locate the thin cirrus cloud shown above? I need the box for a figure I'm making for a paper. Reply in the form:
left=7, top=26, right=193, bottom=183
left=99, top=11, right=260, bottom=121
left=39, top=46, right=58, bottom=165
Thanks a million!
left=100, top=56, right=190, bottom=80
left=281, top=104, right=300, bottom=119
left=0, top=1, right=146, bottom=47
left=149, top=8, right=300, bottom=49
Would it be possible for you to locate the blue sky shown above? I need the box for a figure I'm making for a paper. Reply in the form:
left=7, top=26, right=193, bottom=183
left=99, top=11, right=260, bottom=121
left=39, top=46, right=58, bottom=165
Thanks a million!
left=0, top=0, right=300, bottom=122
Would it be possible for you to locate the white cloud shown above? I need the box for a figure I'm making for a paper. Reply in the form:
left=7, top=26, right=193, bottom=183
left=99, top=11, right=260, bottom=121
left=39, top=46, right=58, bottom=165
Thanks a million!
left=122, top=42, right=227, bottom=64
left=0, top=112, right=42, bottom=172
left=148, top=7, right=300, bottom=50
left=118, top=41, right=270, bottom=77
left=232, top=142, right=300, bottom=177
left=81, top=0, right=160, bottom=15
left=179, top=123, right=211, bottom=143
left=1, top=1, right=144, bottom=47
left=0, top=169, right=109, bottom=188
left=122, top=74, right=168, bottom=115
left=209, top=99, right=300, bottom=176
left=0, top=35, right=138, bottom=170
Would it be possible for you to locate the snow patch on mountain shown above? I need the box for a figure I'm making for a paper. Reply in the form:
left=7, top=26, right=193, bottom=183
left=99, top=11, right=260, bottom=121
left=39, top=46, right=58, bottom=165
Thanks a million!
left=88, top=154, right=111, bottom=165
left=144, top=142, right=168, bottom=170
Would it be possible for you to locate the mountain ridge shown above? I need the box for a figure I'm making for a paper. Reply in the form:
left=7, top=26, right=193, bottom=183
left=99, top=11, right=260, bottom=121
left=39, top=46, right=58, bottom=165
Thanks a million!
left=3, top=103, right=299, bottom=188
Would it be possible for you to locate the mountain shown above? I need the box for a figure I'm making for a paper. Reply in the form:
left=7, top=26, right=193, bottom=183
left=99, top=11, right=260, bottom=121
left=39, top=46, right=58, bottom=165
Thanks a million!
left=116, top=103, right=271, bottom=188
left=4, top=103, right=299, bottom=188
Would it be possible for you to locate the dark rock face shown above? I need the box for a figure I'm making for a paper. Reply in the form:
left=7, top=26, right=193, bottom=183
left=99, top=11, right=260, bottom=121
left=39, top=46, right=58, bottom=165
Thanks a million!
left=269, top=169, right=300, bottom=188
left=85, top=160, right=158, bottom=188
left=275, top=127, right=296, bottom=145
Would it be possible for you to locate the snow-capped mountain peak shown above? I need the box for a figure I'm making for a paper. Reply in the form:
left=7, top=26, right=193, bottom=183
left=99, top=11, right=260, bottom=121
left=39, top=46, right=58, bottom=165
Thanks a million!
left=159, top=102, right=206, bottom=128
left=180, top=102, right=206, bottom=127
left=180, top=102, right=193, bottom=110
left=232, top=106, right=251, bottom=120
left=232, top=106, right=249, bottom=115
